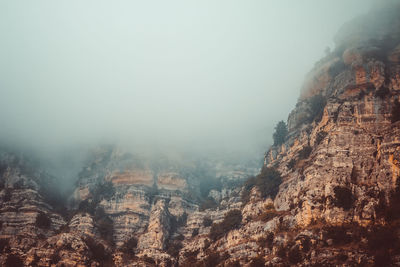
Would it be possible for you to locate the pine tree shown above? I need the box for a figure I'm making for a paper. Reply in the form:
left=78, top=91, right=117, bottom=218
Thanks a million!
left=273, top=121, right=288, bottom=146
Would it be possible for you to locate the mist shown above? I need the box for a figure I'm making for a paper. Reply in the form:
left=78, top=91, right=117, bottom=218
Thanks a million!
left=0, top=1, right=375, bottom=162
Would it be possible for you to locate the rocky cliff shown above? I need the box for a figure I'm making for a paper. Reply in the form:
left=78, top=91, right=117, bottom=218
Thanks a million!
left=1, top=2, right=400, bottom=266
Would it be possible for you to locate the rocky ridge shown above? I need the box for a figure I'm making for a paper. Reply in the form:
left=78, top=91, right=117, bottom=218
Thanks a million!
left=1, top=2, right=400, bottom=266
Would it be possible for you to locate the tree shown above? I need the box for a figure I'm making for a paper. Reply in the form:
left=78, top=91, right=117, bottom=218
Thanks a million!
left=273, top=121, right=288, bottom=146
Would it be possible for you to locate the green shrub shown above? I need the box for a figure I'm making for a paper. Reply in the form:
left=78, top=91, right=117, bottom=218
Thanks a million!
left=256, top=167, right=282, bottom=199
left=209, top=209, right=242, bottom=241
left=241, top=176, right=256, bottom=204
left=273, top=121, right=288, bottom=146
left=241, top=167, right=282, bottom=204
left=333, top=186, right=354, bottom=210
left=35, top=212, right=51, bottom=229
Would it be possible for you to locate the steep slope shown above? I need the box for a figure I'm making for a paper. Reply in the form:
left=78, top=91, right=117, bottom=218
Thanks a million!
left=1, top=2, right=400, bottom=267
left=175, top=2, right=400, bottom=266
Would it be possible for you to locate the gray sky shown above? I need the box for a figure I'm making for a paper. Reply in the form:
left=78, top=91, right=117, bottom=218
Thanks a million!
left=0, top=0, right=375, bottom=156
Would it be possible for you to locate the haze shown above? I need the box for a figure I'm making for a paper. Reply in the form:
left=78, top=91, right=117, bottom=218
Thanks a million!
left=0, top=1, right=375, bottom=158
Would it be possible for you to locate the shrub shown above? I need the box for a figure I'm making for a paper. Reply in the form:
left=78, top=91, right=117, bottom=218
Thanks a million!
left=96, top=216, right=114, bottom=244
left=333, top=186, right=354, bottom=210
left=298, top=146, right=312, bottom=159
left=391, top=99, right=400, bottom=123
left=230, top=260, right=241, bottom=267
left=199, top=197, right=218, bottom=211
left=315, top=131, right=328, bottom=145
left=241, top=176, right=256, bottom=204
left=287, top=158, right=296, bottom=170
left=256, top=232, right=274, bottom=249
left=50, top=253, right=61, bottom=264
left=273, top=121, right=288, bottom=146
left=324, top=226, right=352, bottom=245
left=209, top=209, right=242, bottom=241
left=367, top=226, right=397, bottom=267
left=92, top=181, right=115, bottom=202
left=203, top=216, right=213, bottom=227
left=374, top=250, right=391, bottom=267
left=35, top=212, right=51, bottom=229
left=385, top=183, right=400, bottom=222
left=241, top=167, right=282, bottom=204
left=192, top=228, right=199, bottom=237
left=166, top=239, right=183, bottom=257
left=374, top=87, right=390, bottom=99
left=288, top=246, right=302, bottom=264
left=308, top=94, right=326, bottom=122
left=203, top=252, right=223, bottom=267
left=350, top=166, right=358, bottom=183
left=0, top=238, right=9, bottom=252
left=5, top=254, right=24, bottom=267
left=256, top=167, right=282, bottom=199
left=78, top=199, right=97, bottom=215
left=85, top=236, right=113, bottom=264
left=276, top=245, right=287, bottom=259
left=3, top=188, right=12, bottom=202
left=256, top=205, right=279, bottom=222
left=142, top=255, right=155, bottom=264
left=170, top=212, right=188, bottom=233
left=199, top=177, right=221, bottom=198
left=121, top=237, right=137, bottom=255
left=250, top=255, right=266, bottom=267
left=367, top=226, right=396, bottom=251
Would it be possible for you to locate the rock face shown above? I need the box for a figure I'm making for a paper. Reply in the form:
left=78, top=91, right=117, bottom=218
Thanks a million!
left=1, top=2, right=400, bottom=267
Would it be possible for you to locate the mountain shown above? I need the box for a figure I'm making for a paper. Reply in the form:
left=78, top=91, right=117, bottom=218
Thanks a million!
left=1, top=1, right=400, bottom=266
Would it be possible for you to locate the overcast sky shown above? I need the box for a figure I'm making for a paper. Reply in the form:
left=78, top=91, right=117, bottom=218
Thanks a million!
left=0, top=0, right=375, bottom=157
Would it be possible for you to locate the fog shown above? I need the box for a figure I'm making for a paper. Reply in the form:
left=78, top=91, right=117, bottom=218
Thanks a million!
left=0, top=1, right=375, bottom=162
